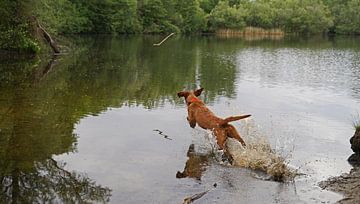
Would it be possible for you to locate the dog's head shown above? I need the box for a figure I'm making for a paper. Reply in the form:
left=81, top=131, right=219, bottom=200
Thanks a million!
left=177, top=88, right=204, bottom=106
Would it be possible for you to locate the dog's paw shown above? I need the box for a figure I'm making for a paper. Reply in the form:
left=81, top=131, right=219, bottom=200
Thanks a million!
left=221, top=153, right=234, bottom=165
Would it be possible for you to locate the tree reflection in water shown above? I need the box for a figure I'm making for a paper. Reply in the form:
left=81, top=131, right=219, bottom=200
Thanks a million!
left=0, top=58, right=111, bottom=203
left=0, top=35, right=241, bottom=203
left=1, top=158, right=111, bottom=203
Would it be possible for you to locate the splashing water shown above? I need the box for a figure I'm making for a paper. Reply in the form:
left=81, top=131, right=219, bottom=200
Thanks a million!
left=226, top=137, right=295, bottom=181
left=228, top=119, right=296, bottom=181
left=197, top=119, right=297, bottom=181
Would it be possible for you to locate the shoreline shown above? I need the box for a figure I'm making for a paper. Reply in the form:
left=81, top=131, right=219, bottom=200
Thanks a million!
left=319, top=166, right=360, bottom=203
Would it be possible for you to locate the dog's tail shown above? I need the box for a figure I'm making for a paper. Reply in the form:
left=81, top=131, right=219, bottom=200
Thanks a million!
left=220, top=114, right=251, bottom=126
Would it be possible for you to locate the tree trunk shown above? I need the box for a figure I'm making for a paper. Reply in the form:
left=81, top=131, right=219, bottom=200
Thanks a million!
left=37, top=22, right=60, bottom=54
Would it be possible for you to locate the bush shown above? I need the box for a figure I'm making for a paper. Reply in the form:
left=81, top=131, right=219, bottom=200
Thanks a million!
left=208, top=1, right=246, bottom=30
left=0, top=1, right=40, bottom=53
left=330, top=0, right=360, bottom=34
left=176, top=0, right=207, bottom=33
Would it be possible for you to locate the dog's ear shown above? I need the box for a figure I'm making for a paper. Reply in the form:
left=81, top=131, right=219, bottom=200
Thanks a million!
left=177, top=91, right=189, bottom=98
left=194, top=87, right=204, bottom=96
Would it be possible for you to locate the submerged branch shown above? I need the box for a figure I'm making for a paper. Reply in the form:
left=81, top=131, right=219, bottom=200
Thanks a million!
left=153, top=129, right=172, bottom=140
left=153, top=33, right=175, bottom=46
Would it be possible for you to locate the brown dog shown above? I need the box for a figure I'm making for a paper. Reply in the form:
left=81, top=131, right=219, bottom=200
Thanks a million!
left=178, top=88, right=250, bottom=156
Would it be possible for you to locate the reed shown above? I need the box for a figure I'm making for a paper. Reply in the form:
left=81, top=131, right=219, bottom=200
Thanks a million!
left=216, top=27, right=285, bottom=40
left=353, top=119, right=360, bottom=131
left=352, top=114, right=360, bottom=131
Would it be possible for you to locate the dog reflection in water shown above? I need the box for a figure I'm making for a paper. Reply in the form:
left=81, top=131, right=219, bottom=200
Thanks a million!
left=176, top=144, right=209, bottom=180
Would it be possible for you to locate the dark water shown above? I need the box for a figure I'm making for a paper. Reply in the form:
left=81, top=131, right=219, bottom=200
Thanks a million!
left=1, top=35, right=360, bottom=203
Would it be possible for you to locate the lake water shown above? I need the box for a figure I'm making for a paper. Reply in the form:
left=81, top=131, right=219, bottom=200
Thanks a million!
left=1, top=35, right=360, bottom=203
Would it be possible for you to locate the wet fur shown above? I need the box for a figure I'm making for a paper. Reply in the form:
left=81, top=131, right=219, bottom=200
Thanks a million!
left=178, top=88, right=250, bottom=158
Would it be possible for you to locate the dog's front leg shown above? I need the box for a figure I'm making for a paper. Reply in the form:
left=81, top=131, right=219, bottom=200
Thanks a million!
left=187, top=107, right=196, bottom=128
left=187, top=116, right=196, bottom=128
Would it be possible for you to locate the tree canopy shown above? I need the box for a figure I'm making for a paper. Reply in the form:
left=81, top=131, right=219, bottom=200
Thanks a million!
left=1, top=0, right=360, bottom=53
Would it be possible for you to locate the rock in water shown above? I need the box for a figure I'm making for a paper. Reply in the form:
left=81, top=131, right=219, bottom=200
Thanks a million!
left=350, top=129, right=360, bottom=154
left=348, top=154, right=360, bottom=166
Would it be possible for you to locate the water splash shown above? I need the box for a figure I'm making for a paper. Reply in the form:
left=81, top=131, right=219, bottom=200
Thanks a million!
left=227, top=137, right=295, bottom=181
left=226, top=119, right=296, bottom=181
left=194, top=118, right=296, bottom=181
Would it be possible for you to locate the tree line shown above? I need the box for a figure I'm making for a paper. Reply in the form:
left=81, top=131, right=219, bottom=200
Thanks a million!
left=1, top=0, right=360, bottom=53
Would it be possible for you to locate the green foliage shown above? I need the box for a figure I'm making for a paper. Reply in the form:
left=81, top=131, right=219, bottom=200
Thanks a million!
left=112, top=0, right=142, bottom=33
left=272, top=0, right=333, bottom=34
left=199, top=0, right=219, bottom=13
left=2, top=0, right=360, bottom=53
left=0, top=1, right=40, bottom=53
left=353, top=114, right=360, bottom=131
left=326, top=0, right=360, bottom=34
left=35, top=0, right=92, bottom=34
left=244, top=0, right=276, bottom=29
left=83, top=0, right=116, bottom=33
left=0, top=24, right=40, bottom=53
left=354, top=122, right=360, bottom=131
left=208, top=1, right=246, bottom=30
left=139, top=0, right=179, bottom=33
left=176, top=0, right=207, bottom=34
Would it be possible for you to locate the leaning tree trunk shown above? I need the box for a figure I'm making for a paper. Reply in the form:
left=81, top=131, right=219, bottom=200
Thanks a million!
left=36, top=22, right=60, bottom=54
left=30, top=16, right=60, bottom=54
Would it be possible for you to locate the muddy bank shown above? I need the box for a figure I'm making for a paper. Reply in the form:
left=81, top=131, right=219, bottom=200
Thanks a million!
left=319, top=166, right=360, bottom=203
left=319, top=129, right=360, bottom=203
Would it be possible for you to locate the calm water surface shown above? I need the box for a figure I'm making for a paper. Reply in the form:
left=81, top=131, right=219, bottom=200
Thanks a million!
left=1, top=36, right=360, bottom=203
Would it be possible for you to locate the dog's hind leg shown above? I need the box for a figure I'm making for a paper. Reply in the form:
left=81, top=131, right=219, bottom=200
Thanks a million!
left=213, top=128, right=233, bottom=164
left=214, top=128, right=234, bottom=164
left=226, top=124, right=246, bottom=147
left=213, top=128, right=227, bottom=150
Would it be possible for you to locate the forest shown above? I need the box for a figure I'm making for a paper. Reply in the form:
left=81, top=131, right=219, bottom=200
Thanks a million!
left=1, top=0, right=360, bottom=53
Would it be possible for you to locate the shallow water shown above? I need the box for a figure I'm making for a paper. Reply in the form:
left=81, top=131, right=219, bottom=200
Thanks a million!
left=1, top=35, right=360, bottom=203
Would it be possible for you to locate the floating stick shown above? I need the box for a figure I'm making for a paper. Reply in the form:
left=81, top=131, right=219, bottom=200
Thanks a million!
left=182, top=190, right=209, bottom=204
